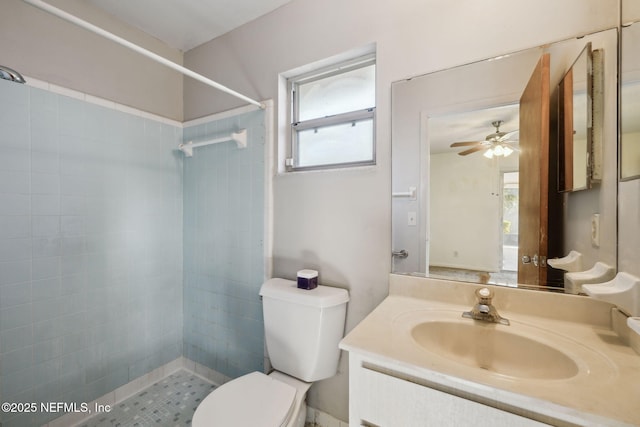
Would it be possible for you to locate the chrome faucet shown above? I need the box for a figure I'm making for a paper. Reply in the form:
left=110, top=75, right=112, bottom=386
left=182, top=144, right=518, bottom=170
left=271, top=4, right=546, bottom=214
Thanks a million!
left=462, top=287, right=510, bottom=326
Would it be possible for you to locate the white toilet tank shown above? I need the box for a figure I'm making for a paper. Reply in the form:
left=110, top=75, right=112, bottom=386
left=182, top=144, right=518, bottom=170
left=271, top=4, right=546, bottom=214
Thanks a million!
left=259, top=278, right=349, bottom=382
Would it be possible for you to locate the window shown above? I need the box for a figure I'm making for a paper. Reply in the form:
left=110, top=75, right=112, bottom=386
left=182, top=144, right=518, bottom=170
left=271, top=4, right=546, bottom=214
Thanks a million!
left=287, top=55, right=376, bottom=171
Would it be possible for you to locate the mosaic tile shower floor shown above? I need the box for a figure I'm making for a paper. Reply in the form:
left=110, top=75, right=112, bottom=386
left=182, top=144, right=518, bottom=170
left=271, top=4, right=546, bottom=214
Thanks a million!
left=80, top=370, right=215, bottom=427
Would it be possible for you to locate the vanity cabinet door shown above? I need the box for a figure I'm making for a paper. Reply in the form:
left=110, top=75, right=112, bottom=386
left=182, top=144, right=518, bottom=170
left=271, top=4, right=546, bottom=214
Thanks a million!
left=353, top=365, right=549, bottom=427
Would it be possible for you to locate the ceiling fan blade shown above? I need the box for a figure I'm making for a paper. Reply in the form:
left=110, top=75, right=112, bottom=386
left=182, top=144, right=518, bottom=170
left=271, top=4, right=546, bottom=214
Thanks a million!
left=458, top=146, right=485, bottom=156
left=498, top=129, right=519, bottom=141
left=450, top=141, right=483, bottom=147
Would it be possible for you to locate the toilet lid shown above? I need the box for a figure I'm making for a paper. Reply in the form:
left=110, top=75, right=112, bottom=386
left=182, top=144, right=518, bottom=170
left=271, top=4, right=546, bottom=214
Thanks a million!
left=192, top=372, right=296, bottom=427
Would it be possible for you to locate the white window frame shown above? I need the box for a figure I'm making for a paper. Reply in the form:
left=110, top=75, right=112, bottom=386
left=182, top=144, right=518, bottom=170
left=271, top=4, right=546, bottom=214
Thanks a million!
left=286, top=54, right=376, bottom=171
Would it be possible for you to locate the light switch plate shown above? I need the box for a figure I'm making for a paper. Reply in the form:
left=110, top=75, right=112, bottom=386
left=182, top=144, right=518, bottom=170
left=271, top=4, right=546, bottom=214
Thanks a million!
left=591, top=213, right=600, bottom=247
left=408, top=212, right=417, bottom=226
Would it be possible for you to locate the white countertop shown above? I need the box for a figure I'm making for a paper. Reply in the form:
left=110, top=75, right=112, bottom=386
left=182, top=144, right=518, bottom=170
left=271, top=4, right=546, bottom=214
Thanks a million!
left=340, top=274, right=640, bottom=426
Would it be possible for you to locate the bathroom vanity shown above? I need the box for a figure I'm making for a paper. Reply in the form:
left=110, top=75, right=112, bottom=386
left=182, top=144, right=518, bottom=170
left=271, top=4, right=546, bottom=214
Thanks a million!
left=339, top=274, right=640, bottom=426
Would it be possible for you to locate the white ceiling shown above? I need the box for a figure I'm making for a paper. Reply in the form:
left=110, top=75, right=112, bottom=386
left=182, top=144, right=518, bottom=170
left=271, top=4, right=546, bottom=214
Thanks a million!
left=87, top=0, right=293, bottom=52
left=428, top=104, right=520, bottom=154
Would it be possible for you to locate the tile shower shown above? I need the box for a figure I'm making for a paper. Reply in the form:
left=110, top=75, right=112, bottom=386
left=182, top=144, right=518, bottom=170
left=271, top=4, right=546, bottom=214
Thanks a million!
left=182, top=111, right=266, bottom=380
left=0, top=79, right=266, bottom=426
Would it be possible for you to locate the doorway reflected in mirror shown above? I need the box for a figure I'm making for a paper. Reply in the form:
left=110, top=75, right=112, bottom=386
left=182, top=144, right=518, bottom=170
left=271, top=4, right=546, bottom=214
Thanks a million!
left=426, top=105, right=520, bottom=287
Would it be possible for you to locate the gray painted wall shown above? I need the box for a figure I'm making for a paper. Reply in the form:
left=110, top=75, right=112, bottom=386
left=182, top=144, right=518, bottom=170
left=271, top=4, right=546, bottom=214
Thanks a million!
left=0, top=0, right=184, bottom=120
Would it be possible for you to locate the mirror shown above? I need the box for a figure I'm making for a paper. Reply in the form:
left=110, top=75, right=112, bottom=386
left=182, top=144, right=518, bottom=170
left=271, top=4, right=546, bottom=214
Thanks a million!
left=427, top=105, right=520, bottom=286
left=558, top=43, right=594, bottom=191
left=619, top=0, right=640, bottom=280
left=392, top=29, right=618, bottom=292
left=621, top=20, right=640, bottom=180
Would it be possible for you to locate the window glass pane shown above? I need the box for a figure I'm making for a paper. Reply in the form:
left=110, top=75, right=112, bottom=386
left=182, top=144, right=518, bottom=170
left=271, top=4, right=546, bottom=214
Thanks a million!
left=296, top=119, right=374, bottom=167
left=298, top=64, right=375, bottom=121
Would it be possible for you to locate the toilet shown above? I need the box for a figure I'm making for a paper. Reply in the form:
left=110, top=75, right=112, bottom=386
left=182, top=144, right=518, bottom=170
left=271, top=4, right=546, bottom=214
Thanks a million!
left=192, top=278, right=349, bottom=427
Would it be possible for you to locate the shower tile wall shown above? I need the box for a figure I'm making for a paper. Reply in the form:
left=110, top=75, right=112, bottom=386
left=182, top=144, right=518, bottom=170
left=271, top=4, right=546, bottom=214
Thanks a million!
left=0, top=80, right=183, bottom=427
left=183, top=110, right=265, bottom=380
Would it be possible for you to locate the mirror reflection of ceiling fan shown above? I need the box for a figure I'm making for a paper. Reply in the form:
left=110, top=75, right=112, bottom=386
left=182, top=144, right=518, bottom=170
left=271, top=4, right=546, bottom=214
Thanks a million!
left=450, top=120, right=519, bottom=158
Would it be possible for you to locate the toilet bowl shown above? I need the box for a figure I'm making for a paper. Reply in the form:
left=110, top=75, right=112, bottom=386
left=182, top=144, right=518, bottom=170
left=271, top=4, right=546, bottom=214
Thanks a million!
left=192, top=371, right=310, bottom=427
left=192, top=278, right=349, bottom=427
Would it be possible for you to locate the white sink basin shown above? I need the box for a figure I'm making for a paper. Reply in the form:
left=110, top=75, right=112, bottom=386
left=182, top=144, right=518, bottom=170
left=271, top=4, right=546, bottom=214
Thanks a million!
left=393, top=309, right=616, bottom=382
left=411, top=320, right=579, bottom=379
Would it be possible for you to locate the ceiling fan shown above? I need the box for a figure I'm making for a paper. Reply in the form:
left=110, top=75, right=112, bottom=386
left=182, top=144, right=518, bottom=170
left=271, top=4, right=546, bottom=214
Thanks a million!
left=450, top=120, right=519, bottom=158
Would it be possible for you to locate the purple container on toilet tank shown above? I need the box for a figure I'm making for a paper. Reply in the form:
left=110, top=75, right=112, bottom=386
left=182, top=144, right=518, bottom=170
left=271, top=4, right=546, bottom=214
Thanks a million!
left=297, top=269, right=318, bottom=290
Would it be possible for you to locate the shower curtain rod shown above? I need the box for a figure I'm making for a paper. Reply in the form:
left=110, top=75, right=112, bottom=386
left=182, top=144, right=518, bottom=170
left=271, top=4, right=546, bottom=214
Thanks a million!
left=22, top=0, right=265, bottom=109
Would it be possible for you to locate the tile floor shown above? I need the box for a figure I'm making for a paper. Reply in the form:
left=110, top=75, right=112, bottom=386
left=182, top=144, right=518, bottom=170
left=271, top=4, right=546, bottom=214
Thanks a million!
left=79, top=370, right=215, bottom=427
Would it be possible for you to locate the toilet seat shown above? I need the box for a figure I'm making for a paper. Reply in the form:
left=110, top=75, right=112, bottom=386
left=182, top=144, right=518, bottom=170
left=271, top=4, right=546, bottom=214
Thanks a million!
left=192, top=371, right=296, bottom=427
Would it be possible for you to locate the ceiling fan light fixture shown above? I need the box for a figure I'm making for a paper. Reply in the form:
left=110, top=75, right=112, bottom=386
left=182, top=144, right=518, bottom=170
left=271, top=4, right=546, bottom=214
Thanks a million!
left=451, top=119, right=518, bottom=158
left=502, top=145, right=514, bottom=157
left=483, top=144, right=513, bottom=159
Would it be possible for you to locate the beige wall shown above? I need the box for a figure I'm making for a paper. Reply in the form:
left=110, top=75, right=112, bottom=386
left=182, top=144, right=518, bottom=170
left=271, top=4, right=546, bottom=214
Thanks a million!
left=184, top=0, right=619, bottom=421
left=1, top=0, right=184, bottom=120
